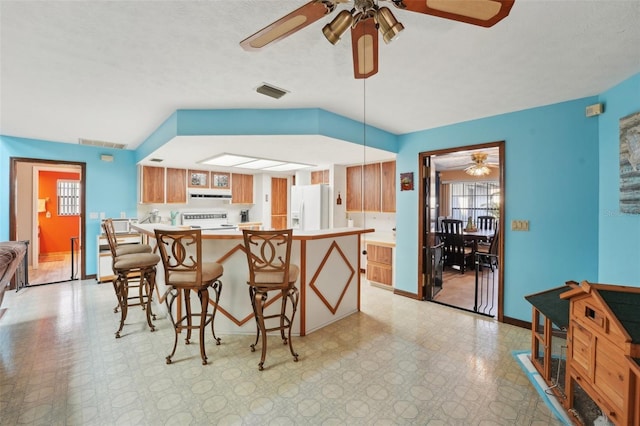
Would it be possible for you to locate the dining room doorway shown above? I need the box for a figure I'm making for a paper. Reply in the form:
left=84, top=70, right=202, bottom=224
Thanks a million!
left=418, top=142, right=505, bottom=320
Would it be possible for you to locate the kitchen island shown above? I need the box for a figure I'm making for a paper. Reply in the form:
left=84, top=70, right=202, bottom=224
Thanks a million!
left=132, top=224, right=373, bottom=336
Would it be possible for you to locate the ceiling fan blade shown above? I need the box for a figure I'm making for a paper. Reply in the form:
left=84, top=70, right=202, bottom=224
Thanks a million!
left=396, top=0, right=515, bottom=27
left=351, top=18, right=379, bottom=79
left=240, top=1, right=335, bottom=51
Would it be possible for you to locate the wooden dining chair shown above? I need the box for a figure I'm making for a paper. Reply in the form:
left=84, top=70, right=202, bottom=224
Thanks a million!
left=477, top=216, right=496, bottom=231
left=440, top=219, right=473, bottom=274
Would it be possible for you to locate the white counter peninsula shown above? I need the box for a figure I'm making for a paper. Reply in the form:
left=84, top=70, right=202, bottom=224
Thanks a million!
left=132, top=224, right=373, bottom=336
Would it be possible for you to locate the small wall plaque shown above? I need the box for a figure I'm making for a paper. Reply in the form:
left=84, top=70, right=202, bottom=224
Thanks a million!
left=400, top=172, right=414, bottom=191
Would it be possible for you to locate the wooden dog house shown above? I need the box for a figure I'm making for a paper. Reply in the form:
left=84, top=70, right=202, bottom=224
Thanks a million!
left=526, top=280, right=640, bottom=426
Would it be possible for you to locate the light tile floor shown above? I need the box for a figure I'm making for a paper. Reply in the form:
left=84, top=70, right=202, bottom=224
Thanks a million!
left=0, top=279, right=561, bottom=425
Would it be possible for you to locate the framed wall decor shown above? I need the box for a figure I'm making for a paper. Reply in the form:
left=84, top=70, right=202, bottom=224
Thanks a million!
left=188, top=169, right=209, bottom=188
left=620, top=110, right=640, bottom=214
left=211, top=172, right=230, bottom=189
left=400, top=172, right=414, bottom=191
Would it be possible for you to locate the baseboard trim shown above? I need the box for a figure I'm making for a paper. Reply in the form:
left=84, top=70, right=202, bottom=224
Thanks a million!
left=393, top=288, right=421, bottom=300
left=503, top=315, right=531, bottom=330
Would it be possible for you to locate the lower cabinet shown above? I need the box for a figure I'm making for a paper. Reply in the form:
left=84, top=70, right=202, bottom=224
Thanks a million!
left=366, top=243, right=394, bottom=287
left=96, top=233, right=142, bottom=282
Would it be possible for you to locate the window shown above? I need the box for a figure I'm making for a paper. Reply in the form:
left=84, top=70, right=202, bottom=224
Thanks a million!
left=449, top=181, right=499, bottom=222
left=58, top=180, right=80, bottom=216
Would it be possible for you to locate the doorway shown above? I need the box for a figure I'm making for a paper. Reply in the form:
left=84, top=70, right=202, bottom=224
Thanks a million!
left=418, top=142, right=505, bottom=321
left=10, top=158, right=86, bottom=286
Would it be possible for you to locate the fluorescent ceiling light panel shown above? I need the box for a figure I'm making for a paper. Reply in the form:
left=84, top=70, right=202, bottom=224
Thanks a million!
left=264, top=162, right=312, bottom=171
left=201, top=154, right=255, bottom=167
left=239, top=159, right=285, bottom=169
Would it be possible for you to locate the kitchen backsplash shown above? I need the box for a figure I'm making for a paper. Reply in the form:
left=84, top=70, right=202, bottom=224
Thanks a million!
left=347, top=212, right=396, bottom=233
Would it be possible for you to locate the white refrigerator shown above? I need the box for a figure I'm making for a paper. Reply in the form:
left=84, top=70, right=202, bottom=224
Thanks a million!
left=291, top=184, right=330, bottom=230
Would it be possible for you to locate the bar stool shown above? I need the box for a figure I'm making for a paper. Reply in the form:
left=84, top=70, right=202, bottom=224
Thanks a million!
left=103, top=218, right=154, bottom=313
left=155, top=228, right=223, bottom=365
left=242, top=229, right=299, bottom=370
left=102, top=219, right=160, bottom=338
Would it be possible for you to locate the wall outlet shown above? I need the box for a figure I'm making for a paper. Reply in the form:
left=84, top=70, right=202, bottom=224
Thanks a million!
left=89, top=212, right=99, bottom=219
left=100, top=212, right=106, bottom=219
left=120, top=212, right=126, bottom=218
left=511, top=220, right=529, bottom=231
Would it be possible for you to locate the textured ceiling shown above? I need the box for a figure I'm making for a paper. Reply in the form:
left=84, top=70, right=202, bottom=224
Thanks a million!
left=1, top=0, right=639, bottom=170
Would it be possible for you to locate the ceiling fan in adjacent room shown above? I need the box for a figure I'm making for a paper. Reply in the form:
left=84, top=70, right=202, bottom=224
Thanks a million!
left=240, top=0, right=515, bottom=79
left=464, top=152, right=498, bottom=176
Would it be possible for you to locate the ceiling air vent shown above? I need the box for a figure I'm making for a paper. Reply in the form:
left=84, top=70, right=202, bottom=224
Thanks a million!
left=256, top=83, right=288, bottom=99
left=79, top=138, right=127, bottom=149
left=149, top=158, right=164, bottom=162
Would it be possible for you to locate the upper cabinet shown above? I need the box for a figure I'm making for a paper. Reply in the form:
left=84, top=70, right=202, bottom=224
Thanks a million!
left=188, top=169, right=209, bottom=188
left=232, top=173, right=254, bottom=204
left=346, top=160, right=396, bottom=213
left=141, top=166, right=165, bottom=204
left=363, top=163, right=381, bottom=212
left=311, top=169, right=329, bottom=185
left=346, top=165, right=362, bottom=212
left=211, top=172, right=230, bottom=189
left=166, top=168, right=187, bottom=203
left=381, top=160, right=396, bottom=213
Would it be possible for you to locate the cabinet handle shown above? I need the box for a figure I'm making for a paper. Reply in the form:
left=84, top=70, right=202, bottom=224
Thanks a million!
left=362, top=250, right=367, bottom=255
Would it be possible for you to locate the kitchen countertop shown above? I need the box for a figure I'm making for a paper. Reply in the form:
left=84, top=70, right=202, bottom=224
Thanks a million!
left=131, top=223, right=374, bottom=240
left=362, top=231, right=396, bottom=247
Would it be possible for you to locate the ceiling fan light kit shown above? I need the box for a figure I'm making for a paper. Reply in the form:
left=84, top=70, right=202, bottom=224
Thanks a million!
left=241, top=0, right=515, bottom=79
left=464, top=152, right=495, bottom=176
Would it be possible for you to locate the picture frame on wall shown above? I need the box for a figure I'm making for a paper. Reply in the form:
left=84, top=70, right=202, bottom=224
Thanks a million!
left=188, top=170, right=209, bottom=188
left=400, top=172, right=414, bottom=191
left=620, top=111, right=640, bottom=214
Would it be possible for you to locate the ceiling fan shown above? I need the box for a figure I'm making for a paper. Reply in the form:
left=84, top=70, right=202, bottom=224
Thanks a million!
left=464, top=152, right=498, bottom=176
left=240, top=0, right=515, bottom=79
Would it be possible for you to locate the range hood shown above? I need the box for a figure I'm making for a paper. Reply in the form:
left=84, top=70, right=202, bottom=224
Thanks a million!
left=189, top=188, right=232, bottom=200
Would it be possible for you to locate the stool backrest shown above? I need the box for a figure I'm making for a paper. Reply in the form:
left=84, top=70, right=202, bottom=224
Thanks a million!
left=102, top=218, right=119, bottom=258
left=242, top=229, right=293, bottom=287
left=155, top=229, right=203, bottom=286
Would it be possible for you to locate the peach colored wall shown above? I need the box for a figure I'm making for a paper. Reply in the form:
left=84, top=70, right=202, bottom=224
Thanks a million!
left=39, top=171, right=80, bottom=255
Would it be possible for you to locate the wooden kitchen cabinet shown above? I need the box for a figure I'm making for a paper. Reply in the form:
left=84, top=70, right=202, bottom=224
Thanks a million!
left=347, top=161, right=396, bottom=213
left=141, top=165, right=165, bottom=204
left=232, top=173, right=254, bottom=204
left=311, top=169, right=329, bottom=185
left=366, top=243, right=393, bottom=287
left=363, top=163, right=381, bottom=212
left=381, top=160, right=396, bottom=212
left=271, top=177, right=288, bottom=230
left=346, top=165, right=362, bottom=212
left=166, top=168, right=187, bottom=203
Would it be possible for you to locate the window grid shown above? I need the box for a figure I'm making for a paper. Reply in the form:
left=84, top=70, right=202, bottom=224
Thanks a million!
left=450, top=182, right=499, bottom=222
left=58, top=180, right=80, bottom=216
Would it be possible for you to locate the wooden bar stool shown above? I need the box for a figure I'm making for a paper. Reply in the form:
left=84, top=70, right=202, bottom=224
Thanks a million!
left=102, top=219, right=160, bottom=338
left=103, top=218, right=154, bottom=314
left=242, top=229, right=299, bottom=370
left=155, top=228, right=223, bottom=365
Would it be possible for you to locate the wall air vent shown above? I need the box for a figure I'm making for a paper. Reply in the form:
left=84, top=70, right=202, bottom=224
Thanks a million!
left=256, top=83, right=288, bottom=99
left=79, top=138, right=126, bottom=149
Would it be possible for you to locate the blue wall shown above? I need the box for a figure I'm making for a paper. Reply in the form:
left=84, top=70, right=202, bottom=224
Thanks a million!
left=0, top=135, right=139, bottom=275
left=395, top=97, right=601, bottom=320
left=597, top=73, right=640, bottom=283
left=2, top=79, right=639, bottom=318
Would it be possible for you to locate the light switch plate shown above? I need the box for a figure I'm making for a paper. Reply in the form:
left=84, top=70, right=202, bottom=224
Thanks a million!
left=511, top=220, right=529, bottom=231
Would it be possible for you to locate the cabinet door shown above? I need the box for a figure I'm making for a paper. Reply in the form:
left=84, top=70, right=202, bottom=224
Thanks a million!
left=381, top=160, right=396, bottom=212
left=271, top=177, right=288, bottom=229
left=232, top=173, right=254, bottom=204
left=141, top=166, right=165, bottom=204
left=166, top=168, right=187, bottom=203
left=363, top=163, right=381, bottom=212
left=346, top=165, right=362, bottom=212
